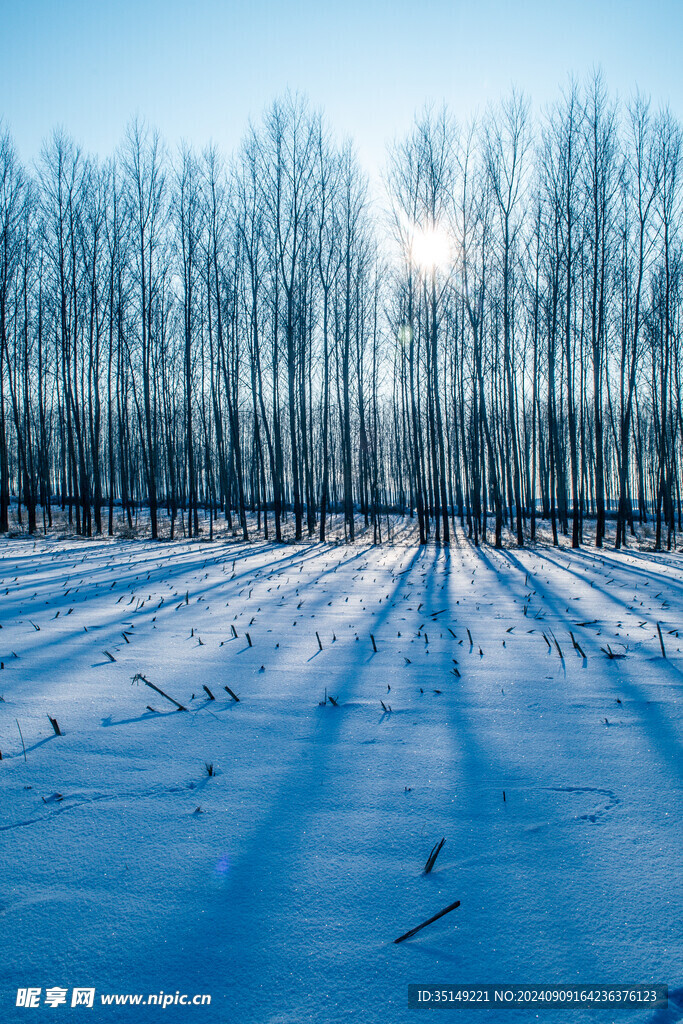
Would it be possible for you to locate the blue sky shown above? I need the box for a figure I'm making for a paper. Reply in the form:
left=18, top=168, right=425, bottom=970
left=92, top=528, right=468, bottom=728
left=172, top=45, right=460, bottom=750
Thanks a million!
left=1, top=0, right=681, bottom=173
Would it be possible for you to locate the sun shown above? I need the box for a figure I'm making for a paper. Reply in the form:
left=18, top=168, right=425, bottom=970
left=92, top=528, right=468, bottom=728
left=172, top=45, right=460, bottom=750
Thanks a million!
left=410, top=223, right=451, bottom=272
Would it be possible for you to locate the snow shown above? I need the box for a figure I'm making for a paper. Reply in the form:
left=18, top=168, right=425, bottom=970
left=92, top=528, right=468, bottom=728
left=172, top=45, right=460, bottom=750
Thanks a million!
left=0, top=534, right=681, bottom=1022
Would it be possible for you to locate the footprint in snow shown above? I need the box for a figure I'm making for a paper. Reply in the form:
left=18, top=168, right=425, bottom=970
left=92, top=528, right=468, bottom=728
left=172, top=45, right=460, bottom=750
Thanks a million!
left=549, top=785, right=620, bottom=824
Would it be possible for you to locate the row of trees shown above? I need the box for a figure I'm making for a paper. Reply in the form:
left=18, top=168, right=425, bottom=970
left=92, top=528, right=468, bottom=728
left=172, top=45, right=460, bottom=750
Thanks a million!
left=0, top=75, right=681, bottom=548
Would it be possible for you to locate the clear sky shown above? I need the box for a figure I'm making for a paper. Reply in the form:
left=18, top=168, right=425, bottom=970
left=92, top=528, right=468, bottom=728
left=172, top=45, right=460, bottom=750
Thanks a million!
left=1, top=0, right=681, bottom=176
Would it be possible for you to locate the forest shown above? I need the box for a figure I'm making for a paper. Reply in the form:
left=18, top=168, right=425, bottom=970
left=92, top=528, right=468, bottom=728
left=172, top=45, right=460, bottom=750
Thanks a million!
left=0, top=73, right=681, bottom=550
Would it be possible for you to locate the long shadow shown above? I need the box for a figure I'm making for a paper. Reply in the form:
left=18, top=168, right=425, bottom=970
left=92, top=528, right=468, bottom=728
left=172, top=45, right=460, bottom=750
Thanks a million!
left=542, top=548, right=682, bottom=626
left=572, top=545, right=683, bottom=598
left=6, top=534, right=680, bottom=1019
left=0, top=542, right=350, bottom=678
left=101, top=711, right=174, bottom=727
left=392, top=537, right=597, bottom=973
left=141, top=542, right=428, bottom=1019
left=496, top=546, right=683, bottom=783
left=25, top=734, right=58, bottom=753
left=412, top=532, right=682, bottom=987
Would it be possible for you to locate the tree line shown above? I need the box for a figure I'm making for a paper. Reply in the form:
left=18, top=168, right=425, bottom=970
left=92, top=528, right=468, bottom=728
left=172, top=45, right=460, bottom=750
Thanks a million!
left=0, top=75, right=681, bottom=549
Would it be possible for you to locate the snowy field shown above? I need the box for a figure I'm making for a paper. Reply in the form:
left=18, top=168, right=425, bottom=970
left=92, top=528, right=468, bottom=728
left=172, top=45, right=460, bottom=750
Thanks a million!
left=1, top=533, right=682, bottom=1023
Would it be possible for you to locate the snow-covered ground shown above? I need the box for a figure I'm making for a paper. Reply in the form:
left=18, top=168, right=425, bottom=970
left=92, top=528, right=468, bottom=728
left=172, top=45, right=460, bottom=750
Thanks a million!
left=1, top=533, right=681, bottom=1022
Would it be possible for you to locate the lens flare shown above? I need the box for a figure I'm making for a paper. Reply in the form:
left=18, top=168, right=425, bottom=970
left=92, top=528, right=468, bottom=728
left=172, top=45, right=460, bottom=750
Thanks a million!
left=214, top=854, right=231, bottom=876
